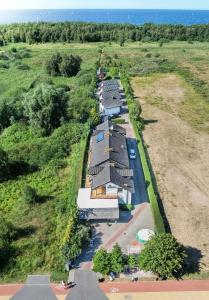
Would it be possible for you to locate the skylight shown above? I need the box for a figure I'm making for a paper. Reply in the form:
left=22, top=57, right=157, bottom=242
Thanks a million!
left=96, top=132, right=104, bottom=143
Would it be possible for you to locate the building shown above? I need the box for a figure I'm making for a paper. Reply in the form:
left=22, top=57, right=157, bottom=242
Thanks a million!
left=98, top=80, right=122, bottom=117
left=99, top=97, right=122, bottom=116
left=77, top=120, right=134, bottom=220
left=97, top=68, right=106, bottom=80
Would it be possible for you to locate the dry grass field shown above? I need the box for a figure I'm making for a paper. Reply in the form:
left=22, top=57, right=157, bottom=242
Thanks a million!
left=132, top=73, right=209, bottom=275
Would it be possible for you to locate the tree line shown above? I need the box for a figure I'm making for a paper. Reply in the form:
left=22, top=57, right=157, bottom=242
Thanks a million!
left=1, top=22, right=209, bottom=45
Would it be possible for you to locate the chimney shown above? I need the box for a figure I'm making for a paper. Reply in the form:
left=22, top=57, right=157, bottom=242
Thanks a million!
left=104, top=148, right=114, bottom=153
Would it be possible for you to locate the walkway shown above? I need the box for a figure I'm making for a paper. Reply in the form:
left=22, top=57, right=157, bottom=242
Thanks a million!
left=1, top=279, right=209, bottom=300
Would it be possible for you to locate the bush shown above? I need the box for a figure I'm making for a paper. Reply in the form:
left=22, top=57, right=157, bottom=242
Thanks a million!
left=93, top=248, right=111, bottom=275
left=139, top=233, right=186, bottom=279
left=0, top=148, right=9, bottom=182
left=119, top=204, right=134, bottom=211
left=0, top=62, right=9, bottom=69
left=17, top=64, right=30, bottom=70
left=0, top=213, right=15, bottom=269
left=22, top=185, right=39, bottom=205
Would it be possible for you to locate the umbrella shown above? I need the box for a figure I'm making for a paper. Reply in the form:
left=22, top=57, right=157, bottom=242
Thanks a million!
left=136, top=229, right=154, bottom=244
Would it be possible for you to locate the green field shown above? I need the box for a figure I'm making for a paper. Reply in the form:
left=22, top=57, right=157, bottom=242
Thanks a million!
left=1, top=41, right=209, bottom=281
left=0, top=43, right=98, bottom=282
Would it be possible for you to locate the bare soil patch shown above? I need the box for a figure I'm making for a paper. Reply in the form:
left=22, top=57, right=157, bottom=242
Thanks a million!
left=132, top=76, right=209, bottom=271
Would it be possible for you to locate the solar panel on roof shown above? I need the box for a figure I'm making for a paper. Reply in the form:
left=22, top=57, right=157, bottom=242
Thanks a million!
left=96, top=132, right=104, bottom=143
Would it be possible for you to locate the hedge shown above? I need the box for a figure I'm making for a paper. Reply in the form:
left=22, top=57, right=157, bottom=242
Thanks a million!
left=132, top=120, right=165, bottom=233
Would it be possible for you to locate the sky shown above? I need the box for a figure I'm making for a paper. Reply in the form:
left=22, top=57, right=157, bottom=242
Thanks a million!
left=0, top=0, right=209, bottom=10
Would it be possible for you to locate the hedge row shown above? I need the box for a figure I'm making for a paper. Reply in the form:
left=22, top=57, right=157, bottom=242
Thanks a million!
left=120, top=73, right=165, bottom=233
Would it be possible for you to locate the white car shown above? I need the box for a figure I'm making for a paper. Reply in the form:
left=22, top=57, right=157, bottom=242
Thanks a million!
left=129, top=149, right=136, bottom=160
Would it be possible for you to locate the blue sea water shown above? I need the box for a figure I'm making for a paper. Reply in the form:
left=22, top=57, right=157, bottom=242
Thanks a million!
left=0, top=9, right=209, bottom=25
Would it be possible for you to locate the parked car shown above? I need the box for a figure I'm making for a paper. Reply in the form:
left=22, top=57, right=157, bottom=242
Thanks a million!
left=129, top=148, right=136, bottom=159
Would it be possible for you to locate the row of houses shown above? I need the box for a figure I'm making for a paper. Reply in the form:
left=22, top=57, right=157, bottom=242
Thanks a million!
left=97, top=79, right=123, bottom=117
left=77, top=120, right=134, bottom=220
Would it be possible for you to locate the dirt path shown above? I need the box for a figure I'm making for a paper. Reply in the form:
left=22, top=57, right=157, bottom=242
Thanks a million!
left=132, top=76, right=209, bottom=271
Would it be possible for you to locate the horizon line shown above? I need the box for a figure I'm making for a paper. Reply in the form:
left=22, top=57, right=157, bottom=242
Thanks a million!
left=0, top=8, right=209, bottom=11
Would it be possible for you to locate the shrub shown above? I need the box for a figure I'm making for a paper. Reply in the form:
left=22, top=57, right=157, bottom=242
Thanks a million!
left=17, top=64, right=30, bottom=70
left=0, top=148, right=9, bottom=182
left=22, top=185, right=39, bottom=205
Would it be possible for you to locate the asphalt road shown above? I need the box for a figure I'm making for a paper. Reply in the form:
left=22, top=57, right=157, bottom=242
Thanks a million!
left=66, top=270, right=108, bottom=300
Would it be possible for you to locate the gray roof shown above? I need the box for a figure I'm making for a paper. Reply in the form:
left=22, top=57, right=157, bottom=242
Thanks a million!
left=101, top=97, right=122, bottom=109
left=90, top=127, right=129, bottom=169
left=101, top=90, right=121, bottom=101
left=101, top=85, right=119, bottom=93
left=89, top=166, right=133, bottom=177
left=101, top=80, right=119, bottom=87
left=94, top=120, right=126, bottom=136
left=91, top=163, right=134, bottom=193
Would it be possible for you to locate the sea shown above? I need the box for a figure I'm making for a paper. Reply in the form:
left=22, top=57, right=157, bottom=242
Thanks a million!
left=0, top=9, right=209, bottom=25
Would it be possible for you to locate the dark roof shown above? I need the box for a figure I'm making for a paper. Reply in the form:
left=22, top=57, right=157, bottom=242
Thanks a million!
left=101, top=90, right=121, bottom=101
left=100, top=97, right=122, bottom=109
left=101, top=80, right=119, bottom=87
left=11, top=275, right=57, bottom=300
left=94, top=120, right=126, bottom=136
left=89, top=165, right=133, bottom=177
left=90, top=127, right=129, bottom=169
left=100, top=85, right=119, bottom=93
left=91, top=163, right=134, bottom=193
left=117, top=168, right=134, bottom=177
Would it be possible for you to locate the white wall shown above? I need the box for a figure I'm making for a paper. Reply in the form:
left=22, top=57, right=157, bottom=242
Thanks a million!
left=106, top=183, right=132, bottom=205
left=104, top=106, right=120, bottom=116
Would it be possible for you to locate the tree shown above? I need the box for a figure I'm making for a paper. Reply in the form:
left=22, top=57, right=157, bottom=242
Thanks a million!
left=111, top=243, right=125, bottom=273
left=128, top=255, right=138, bottom=268
left=45, top=52, right=62, bottom=76
left=93, top=248, right=111, bottom=275
left=119, top=33, right=125, bottom=47
left=62, top=222, right=90, bottom=261
left=138, top=233, right=186, bottom=279
left=0, top=148, right=9, bottom=182
left=23, top=84, right=69, bottom=134
left=60, top=55, right=82, bottom=77
left=46, top=53, right=82, bottom=78
left=0, top=213, right=15, bottom=269
left=22, top=185, right=38, bottom=205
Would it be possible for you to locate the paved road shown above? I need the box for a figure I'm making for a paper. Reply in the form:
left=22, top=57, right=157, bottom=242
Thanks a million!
left=66, top=270, right=108, bottom=300
left=2, top=279, right=209, bottom=300
left=10, top=275, right=57, bottom=300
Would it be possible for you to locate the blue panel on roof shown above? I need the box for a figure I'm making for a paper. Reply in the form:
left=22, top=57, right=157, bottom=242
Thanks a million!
left=96, top=132, right=104, bottom=143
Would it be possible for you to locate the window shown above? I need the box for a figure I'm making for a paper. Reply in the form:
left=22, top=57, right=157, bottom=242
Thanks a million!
left=118, top=188, right=123, bottom=192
